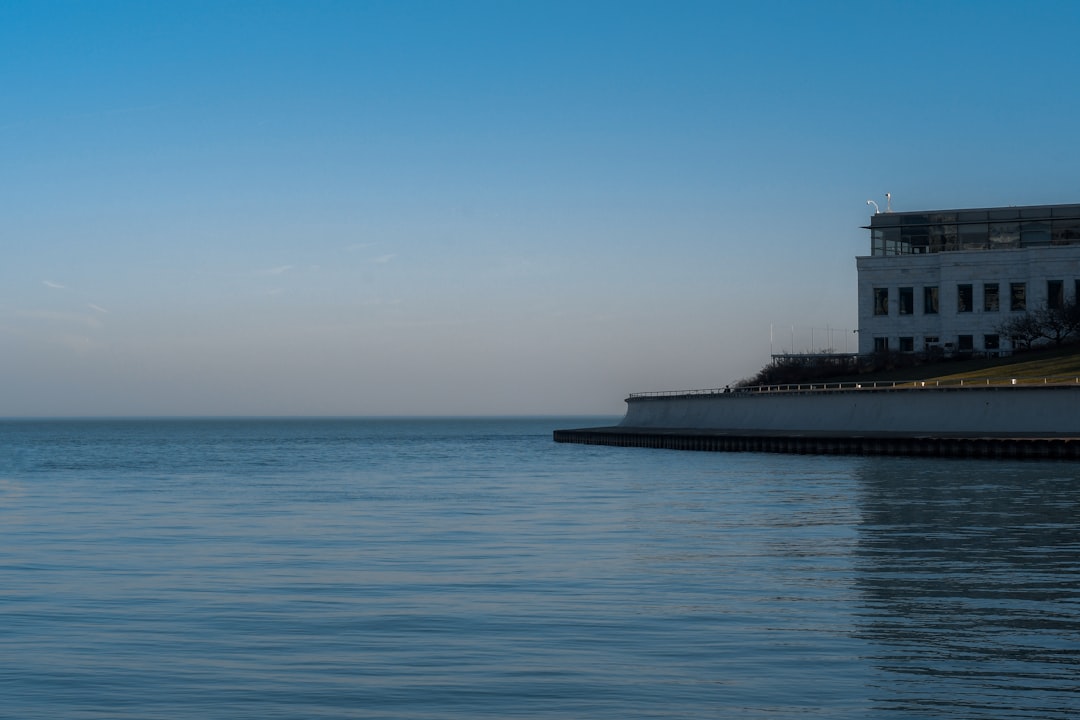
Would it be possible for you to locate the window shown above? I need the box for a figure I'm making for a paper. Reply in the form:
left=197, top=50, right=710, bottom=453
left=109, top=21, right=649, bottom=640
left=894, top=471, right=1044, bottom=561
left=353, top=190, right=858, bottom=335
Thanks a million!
left=958, top=335, right=974, bottom=352
left=898, top=287, right=913, bottom=315
left=1010, top=282, right=1027, bottom=311
left=984, top=334, right=1000, bottom=350
left=958, top=284, right=973, bottom=313
left=1052, top=218, right=1080, bottom=245
left=1048, top=280, right=1064, bottom=310
left=899, top=337, right=914, bottom=353
left=873, top=337, right=889, bottom=353
left=959, top=223, right=988, bottom=249
left=1021, top=220, right=1051, bottom=246
left=928, top=223, right=957, bottom=252
left=872, top=227, right=901, bottom=256
left=900, top=226, right=929, bottom=254
left=983, top=283, right=999, bottom=312
left=923, top=286, right=939, bottom=314
left=989, top=222, right=1020, bottom=248
left=873, top=288, right=889, bottom=315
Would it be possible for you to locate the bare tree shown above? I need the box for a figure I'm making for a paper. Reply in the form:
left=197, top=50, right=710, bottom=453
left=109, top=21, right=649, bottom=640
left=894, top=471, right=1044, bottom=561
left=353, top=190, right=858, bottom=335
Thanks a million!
left=997, top=300, right=1080, bottom=349
left=1035, top=301, right=1080, bottom=347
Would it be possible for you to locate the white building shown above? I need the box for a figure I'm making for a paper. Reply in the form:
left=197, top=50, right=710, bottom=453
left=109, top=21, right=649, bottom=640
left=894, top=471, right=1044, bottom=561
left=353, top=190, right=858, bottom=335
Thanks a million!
left=856, top=202, right=1080, bottom=356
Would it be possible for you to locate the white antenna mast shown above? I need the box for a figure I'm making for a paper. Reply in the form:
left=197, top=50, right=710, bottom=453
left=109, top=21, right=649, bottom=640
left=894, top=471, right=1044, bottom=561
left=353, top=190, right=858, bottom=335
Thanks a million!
left=866, top=199, right=880, bottom=214
left=886, top=192, right=892, bottom=213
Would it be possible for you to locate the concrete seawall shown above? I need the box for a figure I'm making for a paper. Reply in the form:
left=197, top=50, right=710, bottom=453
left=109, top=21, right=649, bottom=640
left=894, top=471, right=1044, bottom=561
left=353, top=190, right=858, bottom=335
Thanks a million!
left=622, top=385, right=1080, bottom=436
left=555, top=385, right=1080, bottom=458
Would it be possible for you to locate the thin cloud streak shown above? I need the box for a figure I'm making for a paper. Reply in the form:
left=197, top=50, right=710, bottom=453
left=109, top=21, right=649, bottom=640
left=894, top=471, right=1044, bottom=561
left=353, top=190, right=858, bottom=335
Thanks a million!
left=258, top=265, right=294, bottom=276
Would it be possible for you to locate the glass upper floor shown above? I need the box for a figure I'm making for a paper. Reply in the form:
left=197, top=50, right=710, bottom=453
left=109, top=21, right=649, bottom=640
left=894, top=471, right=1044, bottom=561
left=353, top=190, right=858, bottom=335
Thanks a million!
left=866, top=202, right=1080, bottom=256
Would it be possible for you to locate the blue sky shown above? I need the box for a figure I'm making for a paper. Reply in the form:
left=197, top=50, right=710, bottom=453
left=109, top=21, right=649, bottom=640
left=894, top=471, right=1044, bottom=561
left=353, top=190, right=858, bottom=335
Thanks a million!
left=4, top=0, right=1080, bottom=416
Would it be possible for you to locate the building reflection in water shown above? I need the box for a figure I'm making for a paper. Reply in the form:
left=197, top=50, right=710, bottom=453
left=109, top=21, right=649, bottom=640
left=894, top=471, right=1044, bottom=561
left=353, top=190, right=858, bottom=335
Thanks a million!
left=853, top=458, right=1080, bottom=718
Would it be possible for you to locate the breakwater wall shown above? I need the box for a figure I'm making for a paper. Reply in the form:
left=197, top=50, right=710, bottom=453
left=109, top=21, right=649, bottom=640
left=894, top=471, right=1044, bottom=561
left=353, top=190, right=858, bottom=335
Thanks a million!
left=622, top=385, right=1080, bottom=436
left=554, top=384, right=1080, bottom=458
left=553, top=426, right=1080, bottom=458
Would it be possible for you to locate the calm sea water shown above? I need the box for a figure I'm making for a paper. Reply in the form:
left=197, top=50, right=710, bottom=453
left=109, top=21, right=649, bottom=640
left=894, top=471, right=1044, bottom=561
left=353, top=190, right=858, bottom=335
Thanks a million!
left=1, top=417, right=1078, bottom=719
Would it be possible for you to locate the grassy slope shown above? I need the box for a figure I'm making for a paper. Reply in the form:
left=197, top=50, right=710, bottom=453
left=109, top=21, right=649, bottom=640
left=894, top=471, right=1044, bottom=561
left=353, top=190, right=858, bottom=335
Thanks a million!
left=821, top=346, right=1080, bottom=386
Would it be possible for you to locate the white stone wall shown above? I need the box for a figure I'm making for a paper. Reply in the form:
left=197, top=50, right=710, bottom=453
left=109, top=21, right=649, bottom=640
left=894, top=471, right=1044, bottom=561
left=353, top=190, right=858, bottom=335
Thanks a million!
left=621, top=387, right=1080, bottom=435
left=855, top=245, right=1080, bottom=355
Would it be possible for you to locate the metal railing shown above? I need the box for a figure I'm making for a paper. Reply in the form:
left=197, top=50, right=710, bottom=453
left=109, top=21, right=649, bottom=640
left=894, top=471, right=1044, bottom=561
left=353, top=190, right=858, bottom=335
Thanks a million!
left=628, top=376, right=1080, bottom=399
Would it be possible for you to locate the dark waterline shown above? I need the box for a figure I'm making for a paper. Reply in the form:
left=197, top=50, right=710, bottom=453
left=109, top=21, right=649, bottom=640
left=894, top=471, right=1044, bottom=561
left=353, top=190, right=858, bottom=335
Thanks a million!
left=2, top=418, right=1078, bottom=718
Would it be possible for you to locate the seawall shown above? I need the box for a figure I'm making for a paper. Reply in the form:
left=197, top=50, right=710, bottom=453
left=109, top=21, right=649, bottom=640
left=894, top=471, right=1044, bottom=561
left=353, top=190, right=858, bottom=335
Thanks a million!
left=554, top=384, right=1080, bottom=458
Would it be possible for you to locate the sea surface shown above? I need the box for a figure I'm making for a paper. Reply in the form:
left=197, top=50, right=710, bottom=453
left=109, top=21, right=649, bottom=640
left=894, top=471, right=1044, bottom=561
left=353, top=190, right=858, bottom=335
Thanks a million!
left=1, top=417, right=1079, bottom=719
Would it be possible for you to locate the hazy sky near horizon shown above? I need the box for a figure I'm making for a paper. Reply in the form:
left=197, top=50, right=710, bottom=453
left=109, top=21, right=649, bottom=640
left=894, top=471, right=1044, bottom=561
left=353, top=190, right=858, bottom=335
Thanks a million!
left=5, top=0, right=1080, bottom=416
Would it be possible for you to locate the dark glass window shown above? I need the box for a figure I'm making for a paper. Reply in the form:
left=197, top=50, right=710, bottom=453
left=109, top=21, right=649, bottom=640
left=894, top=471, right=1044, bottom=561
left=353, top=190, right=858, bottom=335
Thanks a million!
left=984, top=334, right=1000, bottom=350
left=1021, top=221, right=1051, bottom=246
left=898, top=287, right=914, bottom=315
left=873, top=337, right=889, bottom=353
left=871, top=227, right=902, bottom=255
left=1052, top=218, right=1080, bottom=245
left=989, top=222, right=1020, bottom=248
left=1011, top=282, right=1027, bottom=311
left=983, top=283, right=999, bottom=312
left=958, top=335, right=974, bottom=352
left=928, top=224, right=957, bottom=252
left=923, top=286, right=939, bottom=314
left=873, top=288, right=889, bottom=315
left=901, top=214, right=929, bottom=225
left=900, top=226, right=929, bottom=254
left=958, top=284, right=973, bottom=313
left=958, top=223, right=988, bottom=249
left=1048, top=280, right=1064, bottom=310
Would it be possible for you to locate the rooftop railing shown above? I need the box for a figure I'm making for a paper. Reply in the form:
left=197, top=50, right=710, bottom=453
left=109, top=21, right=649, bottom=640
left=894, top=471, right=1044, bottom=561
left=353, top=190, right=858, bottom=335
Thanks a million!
left=628, top=376, right=1080, bottom=399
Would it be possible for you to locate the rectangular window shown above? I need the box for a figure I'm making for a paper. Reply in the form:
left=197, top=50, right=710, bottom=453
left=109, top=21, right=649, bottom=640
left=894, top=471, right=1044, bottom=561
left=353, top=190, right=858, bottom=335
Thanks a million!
left=898, top=287, right=913, bottom=315
left=871, top=227, right=901, bottom=256
left=984, top=334, right=1000, bottom=350
left=1052, top=218, right=1080, bottom=245
left=923, top=286, right=939, bottom=314
left=989, top=222, right=1020, bottom=248
left=1011, top=282, right=1027, bottom=311
left=873, top=287, right=889, bottom=315
left=899, top=337, right=914, bottom=353
left=958, top=284, right=973, bottom=313
left=958, top=223, right=988, bottom=249
left=958, top=335, right=974, bottom=352
left=900, top=226, right=929, bottom=254
left=873, top=337, right=889, bottom=353
left=983, top=283, right=999, bottom=312
left=1048, top=280, right=1064, bottom=310
left=928, top=223, right=957, bottom=252
left=1021, top=220, right=1051, bottom=246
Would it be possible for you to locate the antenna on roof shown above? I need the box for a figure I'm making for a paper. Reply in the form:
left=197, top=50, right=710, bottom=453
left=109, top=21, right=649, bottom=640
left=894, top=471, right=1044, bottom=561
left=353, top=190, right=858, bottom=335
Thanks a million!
left=886, top=192, right=892, bottom=212
left=866, top=199, right=880, bottom=214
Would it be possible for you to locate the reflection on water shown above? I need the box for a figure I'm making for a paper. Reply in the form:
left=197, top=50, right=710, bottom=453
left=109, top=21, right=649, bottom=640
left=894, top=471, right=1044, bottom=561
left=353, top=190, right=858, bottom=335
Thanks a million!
left=4, top=420, right=1080, bottom=719
left=854, top=459, right=1080, bottom=718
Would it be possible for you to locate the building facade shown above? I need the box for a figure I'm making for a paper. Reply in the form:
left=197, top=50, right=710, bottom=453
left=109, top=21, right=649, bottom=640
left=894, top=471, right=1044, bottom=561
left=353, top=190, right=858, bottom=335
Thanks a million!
left=856, top=202, right=1080, bottom=356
